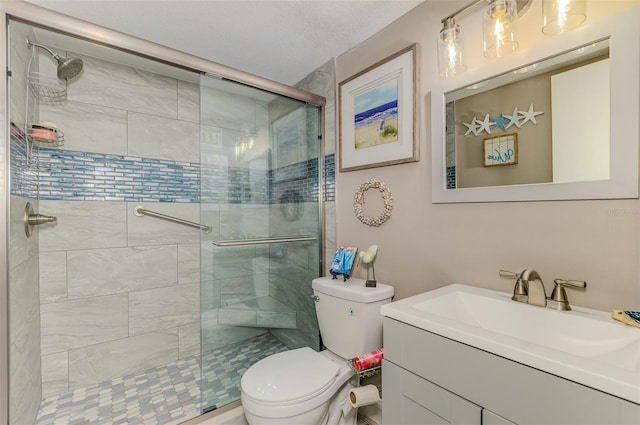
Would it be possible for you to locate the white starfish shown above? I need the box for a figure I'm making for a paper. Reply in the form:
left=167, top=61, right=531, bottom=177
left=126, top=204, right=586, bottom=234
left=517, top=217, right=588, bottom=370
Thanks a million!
left=519, top=103, right=544, bottom=125
left=503, top=107, right=522, bottom=129
left=463, top=117, right=480, bottom=136
left=477, top=114, right=495, bottom=135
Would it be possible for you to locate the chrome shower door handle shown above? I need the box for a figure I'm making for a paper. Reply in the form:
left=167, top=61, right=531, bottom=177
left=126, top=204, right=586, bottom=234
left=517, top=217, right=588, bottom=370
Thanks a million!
left=24, top=202, right=57, bottom=237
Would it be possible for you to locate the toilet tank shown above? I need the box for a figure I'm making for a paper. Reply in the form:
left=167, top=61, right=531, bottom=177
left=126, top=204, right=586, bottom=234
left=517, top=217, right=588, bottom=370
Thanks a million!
left=312, top=277, right=394, bottom=359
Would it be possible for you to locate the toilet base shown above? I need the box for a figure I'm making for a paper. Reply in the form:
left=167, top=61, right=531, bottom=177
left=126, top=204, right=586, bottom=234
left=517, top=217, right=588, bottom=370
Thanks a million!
left=242, top=376, right=358, bottom=425
left=243, top=401, right=329, bottom=425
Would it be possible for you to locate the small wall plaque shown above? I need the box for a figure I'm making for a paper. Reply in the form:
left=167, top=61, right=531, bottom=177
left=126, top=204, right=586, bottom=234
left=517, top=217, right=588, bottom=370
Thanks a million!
left=484, top=133, right=518, bottom=167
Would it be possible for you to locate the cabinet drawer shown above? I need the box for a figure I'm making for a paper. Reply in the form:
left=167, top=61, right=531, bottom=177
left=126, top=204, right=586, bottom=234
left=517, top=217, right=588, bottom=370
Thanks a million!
left=383, top=360, right=481, bottom=425
left=483, top=410, right=517, bottom=425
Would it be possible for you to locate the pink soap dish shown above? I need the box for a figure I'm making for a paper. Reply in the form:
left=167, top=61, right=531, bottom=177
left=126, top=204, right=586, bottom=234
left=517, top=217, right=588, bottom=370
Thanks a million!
left=28, top=123, right=64, bottom=147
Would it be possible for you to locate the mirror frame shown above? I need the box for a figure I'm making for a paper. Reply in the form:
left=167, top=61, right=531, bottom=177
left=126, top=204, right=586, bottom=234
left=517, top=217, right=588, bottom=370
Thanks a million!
left=431, top=7, right=639, bottom=203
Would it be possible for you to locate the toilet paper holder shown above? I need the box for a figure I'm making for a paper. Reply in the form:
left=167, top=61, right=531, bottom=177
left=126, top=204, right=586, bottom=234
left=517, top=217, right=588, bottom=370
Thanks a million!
left=349, top=363, right=381, bottom=378
left=348, top=384, right=381, bottom=409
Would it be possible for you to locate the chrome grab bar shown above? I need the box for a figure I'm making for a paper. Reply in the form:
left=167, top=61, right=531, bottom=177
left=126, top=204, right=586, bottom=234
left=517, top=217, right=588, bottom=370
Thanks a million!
left=134, top=206, right=212, bottom=233
left=212, top=235, right=317, bottom=247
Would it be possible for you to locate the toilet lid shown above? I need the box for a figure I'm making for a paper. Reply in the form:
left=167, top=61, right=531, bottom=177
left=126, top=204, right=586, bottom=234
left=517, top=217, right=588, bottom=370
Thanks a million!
left=241, top=347, right=340, bottom=404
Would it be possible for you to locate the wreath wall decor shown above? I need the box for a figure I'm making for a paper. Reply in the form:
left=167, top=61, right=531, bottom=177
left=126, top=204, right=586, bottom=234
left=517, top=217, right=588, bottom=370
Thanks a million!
left=353, top=179, right=393, bottom=227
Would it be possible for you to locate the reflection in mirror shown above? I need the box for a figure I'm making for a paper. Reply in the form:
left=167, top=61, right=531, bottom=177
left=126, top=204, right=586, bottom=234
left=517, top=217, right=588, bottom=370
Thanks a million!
left=431, top=7, right=639, bottom=203
left=446, top=39, right=609, bottom=189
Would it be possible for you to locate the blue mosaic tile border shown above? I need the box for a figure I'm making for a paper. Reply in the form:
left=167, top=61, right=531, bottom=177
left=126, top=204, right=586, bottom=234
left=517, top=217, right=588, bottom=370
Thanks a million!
left=37, top=148, right=202, bottom=202
left=324, top=153, right=336, bottom=202
left=23, top=147, right=335, bottom=204
left=446, top=165, right=456, bottom=189
left=269, top=153, right=335, bottom=204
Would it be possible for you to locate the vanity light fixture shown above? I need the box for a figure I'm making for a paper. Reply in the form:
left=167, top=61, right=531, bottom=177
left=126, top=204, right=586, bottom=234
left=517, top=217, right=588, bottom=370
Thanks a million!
left=438, top=0, right=530, bottom=79
left=437, top=17, right=467, bottom=78
left=483, top=0, right=519, bottom=59
left=542, top=0, right=587, bottom=35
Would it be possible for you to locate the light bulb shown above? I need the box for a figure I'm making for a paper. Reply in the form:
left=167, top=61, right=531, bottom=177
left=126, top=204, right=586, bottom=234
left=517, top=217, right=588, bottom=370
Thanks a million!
left=494, top=17, right=505, bottom=44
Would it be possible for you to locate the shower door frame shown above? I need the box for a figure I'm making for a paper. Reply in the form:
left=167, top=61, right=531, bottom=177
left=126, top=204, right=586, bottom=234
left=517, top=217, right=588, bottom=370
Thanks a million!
left=0, top=1, right=326, bottom=423
left=0, top=2, right=326, bottom=105
left=1, top=10, right=10, bottom=425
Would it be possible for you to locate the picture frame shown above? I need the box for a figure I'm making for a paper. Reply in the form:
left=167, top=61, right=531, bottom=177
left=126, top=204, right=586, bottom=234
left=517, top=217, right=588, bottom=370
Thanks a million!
left=484, top=133, right=518, bottom=167
left=338, top=43, right=419, bottom=172
left=272, top=107, right=306, bottom=180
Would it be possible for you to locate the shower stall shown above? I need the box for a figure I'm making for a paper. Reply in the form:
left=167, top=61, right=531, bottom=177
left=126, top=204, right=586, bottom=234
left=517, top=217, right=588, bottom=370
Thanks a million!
left=1, top=3, right=327, bottom=425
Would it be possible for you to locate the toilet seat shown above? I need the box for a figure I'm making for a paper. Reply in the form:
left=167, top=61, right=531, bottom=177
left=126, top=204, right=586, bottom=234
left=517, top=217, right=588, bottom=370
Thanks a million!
left=241, top=347, right=340, bottom=405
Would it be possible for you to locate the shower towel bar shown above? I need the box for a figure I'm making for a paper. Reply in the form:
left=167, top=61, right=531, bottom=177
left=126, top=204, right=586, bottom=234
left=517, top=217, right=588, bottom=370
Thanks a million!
left=134, top=206, right=212, bottom=233
left=213, top=235, right=317, bottom=247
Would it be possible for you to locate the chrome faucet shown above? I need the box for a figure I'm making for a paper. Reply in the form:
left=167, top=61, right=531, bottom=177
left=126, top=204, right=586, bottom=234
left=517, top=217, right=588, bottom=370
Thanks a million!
left=501, top=269, right=587, bottom=310
left=521, top=269, right=547, bottom=307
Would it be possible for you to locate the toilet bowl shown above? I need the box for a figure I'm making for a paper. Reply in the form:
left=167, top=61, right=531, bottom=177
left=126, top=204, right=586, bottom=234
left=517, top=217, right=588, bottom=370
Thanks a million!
left=241, top=277, right=394, bottom=425
left=241, top=348, right=356, bottom=425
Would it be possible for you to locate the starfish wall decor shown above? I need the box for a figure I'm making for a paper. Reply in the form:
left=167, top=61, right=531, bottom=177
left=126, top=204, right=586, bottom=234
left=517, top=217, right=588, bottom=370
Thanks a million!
left=462, top=103, right=543, bottom=136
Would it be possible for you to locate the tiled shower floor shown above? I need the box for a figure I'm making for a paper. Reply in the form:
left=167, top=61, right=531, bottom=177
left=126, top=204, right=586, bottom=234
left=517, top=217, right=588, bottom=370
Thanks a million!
left=35, top=333, right=288, bottom=425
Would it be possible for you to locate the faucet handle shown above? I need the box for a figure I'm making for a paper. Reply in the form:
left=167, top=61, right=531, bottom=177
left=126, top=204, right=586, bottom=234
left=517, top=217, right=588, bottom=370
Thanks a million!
left=553, top=279, right=587, bottom=289
left=499, top=270, right=528, bottom=302
left=549, top=279, right=587, bottom=311
left=499, top=270, right=520, bottom=279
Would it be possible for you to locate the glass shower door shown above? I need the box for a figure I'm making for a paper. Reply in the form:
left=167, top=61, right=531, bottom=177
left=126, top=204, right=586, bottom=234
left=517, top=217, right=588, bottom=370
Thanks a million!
left=199, top=74, right=322, bottom=412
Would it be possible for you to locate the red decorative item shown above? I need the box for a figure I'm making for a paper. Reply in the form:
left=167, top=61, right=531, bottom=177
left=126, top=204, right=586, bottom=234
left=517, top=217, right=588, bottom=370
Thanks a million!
left=352, top=348, right=384, bottom=371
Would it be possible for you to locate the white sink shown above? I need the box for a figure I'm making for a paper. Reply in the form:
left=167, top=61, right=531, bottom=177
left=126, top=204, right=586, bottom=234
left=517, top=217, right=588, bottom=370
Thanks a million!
left=381, top=284, right=640, bottom=404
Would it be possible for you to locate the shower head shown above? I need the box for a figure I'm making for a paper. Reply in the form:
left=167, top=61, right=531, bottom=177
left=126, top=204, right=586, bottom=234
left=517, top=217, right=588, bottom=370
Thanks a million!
left=27, top=39, right=84, bottom=80
left=57, top=57, right=84, bottom=80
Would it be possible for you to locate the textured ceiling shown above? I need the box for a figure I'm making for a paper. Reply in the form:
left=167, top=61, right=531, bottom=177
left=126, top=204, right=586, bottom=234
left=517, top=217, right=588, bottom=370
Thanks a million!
left=27, top=0, right=425, bottom=85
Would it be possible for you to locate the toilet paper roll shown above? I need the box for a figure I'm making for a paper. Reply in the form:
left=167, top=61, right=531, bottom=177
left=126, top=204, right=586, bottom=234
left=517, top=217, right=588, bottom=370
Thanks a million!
left=348, top=385, right=380, bottom=408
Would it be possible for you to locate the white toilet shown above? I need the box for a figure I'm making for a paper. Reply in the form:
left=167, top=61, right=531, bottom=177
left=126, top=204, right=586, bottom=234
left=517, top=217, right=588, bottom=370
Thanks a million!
left=241, top=276, right=394, bottom=425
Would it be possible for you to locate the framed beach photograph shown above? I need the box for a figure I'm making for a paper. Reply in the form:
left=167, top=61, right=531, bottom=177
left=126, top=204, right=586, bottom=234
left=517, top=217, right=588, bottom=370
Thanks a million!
left=338, top=43, right=418, bottom=172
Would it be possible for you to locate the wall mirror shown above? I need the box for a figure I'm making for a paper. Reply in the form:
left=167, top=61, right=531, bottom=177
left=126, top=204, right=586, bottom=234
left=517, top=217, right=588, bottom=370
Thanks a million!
left=431, top=7, right=639, bottom=203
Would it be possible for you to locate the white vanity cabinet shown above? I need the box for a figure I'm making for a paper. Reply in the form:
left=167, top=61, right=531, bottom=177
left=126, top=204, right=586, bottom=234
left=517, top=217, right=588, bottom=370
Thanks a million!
left=383, top=360, right=482, bottom=425
left=382, top=317, right=640, bottom=425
